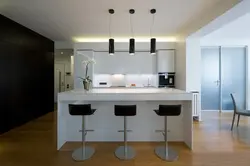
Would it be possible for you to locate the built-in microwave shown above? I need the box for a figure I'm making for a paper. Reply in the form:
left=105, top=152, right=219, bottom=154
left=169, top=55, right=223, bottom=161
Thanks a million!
left=158, top=72, right=175, bottom=88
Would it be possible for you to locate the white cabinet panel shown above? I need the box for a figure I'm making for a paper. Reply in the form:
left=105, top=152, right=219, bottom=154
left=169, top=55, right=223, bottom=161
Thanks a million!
left=94, top=52, right=127, bottom=74
left=94, top=51, right=115, bottom=74
left=157, top=50, right=175, bottom=73
left=94, top=51, right=156, bottom=74
left=115, top=52, right=130, bottom=74
left=130, top=52, right=156, bottom=74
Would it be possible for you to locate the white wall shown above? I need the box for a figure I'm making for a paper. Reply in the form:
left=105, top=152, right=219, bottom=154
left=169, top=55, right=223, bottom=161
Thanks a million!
left=175, top=37, right=201, bottom=92
left=175, top=39, right=186, bottom=90
left=185, top=37, right=201, bottom=92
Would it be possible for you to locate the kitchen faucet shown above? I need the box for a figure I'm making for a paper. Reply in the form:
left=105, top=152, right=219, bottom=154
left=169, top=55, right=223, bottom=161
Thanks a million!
left=144, top=78, right=151, bottom=87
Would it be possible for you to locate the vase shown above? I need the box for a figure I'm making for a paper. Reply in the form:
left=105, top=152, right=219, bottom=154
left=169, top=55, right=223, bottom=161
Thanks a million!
left=83, top=81, right=90, bottom=91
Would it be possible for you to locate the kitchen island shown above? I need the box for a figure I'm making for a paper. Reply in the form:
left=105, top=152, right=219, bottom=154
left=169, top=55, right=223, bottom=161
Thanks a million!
left=57, top=88, right=194, bottom=150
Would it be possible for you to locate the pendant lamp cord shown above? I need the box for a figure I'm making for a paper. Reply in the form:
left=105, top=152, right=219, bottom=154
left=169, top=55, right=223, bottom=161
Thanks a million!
left=109, top=14, right=112, bottom=38
left=150, top=14, right=155, bottom=38
left=130, top=14, right=134, bottom=38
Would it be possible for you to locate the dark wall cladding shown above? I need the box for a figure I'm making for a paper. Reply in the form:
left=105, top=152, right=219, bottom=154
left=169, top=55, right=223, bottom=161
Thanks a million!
left=0, top=14, right=54, bottom=134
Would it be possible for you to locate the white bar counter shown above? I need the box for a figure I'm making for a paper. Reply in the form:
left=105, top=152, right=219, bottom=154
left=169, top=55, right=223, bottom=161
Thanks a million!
left=57, top=88, right=193, bottom=150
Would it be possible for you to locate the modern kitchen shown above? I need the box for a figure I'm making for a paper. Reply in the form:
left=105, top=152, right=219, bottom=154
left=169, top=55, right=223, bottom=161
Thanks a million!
left=2, top=1, right=250, bottom=166
left=54, top=7, right=202, bottom=162
left=57, top=37, right=197, bottom=161
left=54, top=8, right=201, bottom=163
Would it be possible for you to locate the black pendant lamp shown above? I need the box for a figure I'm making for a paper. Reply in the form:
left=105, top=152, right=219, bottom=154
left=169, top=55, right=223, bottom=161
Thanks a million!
left=129, top=9, right=135, bottom=55
left=109, top=38, right=114, bottom=55
left=150, top=9, right=156, bottom=55
left=129, top=38, right=135, bottom=55
left=109, top=9, right=115, bottom=55
left=150, top=38, right=156, bottom=55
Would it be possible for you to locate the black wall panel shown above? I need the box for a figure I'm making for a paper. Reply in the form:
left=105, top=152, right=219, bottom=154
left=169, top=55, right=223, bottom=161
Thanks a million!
left=0, top=15, right=54, bottom=134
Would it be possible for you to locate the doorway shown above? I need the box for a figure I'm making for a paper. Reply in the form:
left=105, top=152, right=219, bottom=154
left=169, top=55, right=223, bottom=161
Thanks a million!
left=201, top=46, right=247, bottom=112
left=54, top=63, right=65, bottom=103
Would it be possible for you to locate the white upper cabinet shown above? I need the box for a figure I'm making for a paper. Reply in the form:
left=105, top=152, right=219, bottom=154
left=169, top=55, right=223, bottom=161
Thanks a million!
left=94, top=51, right=156, bottom=74
left=157, top=50, right=175, bottom=73
left=94, top=52, right=117, bottom=74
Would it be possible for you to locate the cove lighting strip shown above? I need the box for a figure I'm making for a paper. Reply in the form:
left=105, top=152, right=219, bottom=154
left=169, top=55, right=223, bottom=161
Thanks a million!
left=73, top=37, right=177, bottom=43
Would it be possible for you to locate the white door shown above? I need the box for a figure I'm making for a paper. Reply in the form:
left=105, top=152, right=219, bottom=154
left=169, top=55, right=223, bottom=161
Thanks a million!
left=54, top=63, right=65, bottom=102
left=201, top=47, right=246, bottom=112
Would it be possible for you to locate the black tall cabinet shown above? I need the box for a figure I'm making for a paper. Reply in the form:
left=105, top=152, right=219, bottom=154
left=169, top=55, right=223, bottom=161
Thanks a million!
left=0, top=14, right=54, bottom=134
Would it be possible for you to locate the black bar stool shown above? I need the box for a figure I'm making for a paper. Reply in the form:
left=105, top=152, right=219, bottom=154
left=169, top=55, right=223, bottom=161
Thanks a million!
left=154, top=105, right=181, bottom=161
left=69, top=104, right=96, bottom=161
left=114, top=105, right=136, bottom=160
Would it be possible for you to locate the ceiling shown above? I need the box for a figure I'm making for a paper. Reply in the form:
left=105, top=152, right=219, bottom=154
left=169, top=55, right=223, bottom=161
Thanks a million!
left=202, top=13, right=250, bottom=41
left=0, top=0, right=226, bottom=41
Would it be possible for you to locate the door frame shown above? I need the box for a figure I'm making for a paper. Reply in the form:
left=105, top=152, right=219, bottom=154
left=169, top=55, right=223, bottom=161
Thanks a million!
left=54, top=63, right=66, bottom=103
left=201, top=46, right=248, bottom=112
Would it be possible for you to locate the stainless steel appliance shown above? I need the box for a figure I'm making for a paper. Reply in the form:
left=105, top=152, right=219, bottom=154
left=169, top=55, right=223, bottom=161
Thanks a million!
left=158, top=72, right=175, bottom=88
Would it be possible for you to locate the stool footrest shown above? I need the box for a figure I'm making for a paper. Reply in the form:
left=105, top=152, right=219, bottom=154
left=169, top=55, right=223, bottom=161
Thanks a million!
left=118, top=130, right=132, bottom=132
left=79, top=130, right=94, bottom=132
left=156, top=131, right=165, bottom=136
left=155, top=130, right=170, bottom=136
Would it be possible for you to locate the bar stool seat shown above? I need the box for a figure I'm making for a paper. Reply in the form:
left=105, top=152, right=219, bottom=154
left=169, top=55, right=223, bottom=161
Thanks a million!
left=154, top=105, right=181, bottom=161
left=69, top=104, right=96, bottom=161
left=114, top=105, right=136, bottom=160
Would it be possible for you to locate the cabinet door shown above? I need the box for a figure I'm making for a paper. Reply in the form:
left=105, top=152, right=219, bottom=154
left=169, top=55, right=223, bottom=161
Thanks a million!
left=94, top=51, right=115, bottom=74
left=94, top=51, right=156, bottom=74
left=132, top=52, right=156, bottom=74
left=157, top=50, right=175, bottom=72
left=114, top=52, right=129, bottom=74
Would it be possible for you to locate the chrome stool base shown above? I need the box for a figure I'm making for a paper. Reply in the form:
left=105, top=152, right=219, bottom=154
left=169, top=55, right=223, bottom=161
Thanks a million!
left=115, top=146, right=136, bottom=160
left=155, top=146, right=178, bottom=161
left=72, top=146, right=95, bottom=161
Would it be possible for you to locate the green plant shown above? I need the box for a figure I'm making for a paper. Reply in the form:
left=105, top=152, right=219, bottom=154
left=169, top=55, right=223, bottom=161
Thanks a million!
left=78, top=76, right=92, bottom=83
left=77, top=53, right=95, bottom=85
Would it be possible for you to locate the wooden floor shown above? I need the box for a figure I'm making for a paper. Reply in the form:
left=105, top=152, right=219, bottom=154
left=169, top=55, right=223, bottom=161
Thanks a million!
left=0, top=111, right=250, bottom=166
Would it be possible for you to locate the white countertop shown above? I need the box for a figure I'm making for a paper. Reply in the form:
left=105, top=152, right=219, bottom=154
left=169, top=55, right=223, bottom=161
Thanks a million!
left=58, top=88, right=193, bottom=101
left=69, top=87, right=187, bottom=94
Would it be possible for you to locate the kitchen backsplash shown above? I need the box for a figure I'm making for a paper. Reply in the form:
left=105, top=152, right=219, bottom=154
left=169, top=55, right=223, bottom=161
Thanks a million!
left=93, top=74, right=158, bottom=87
